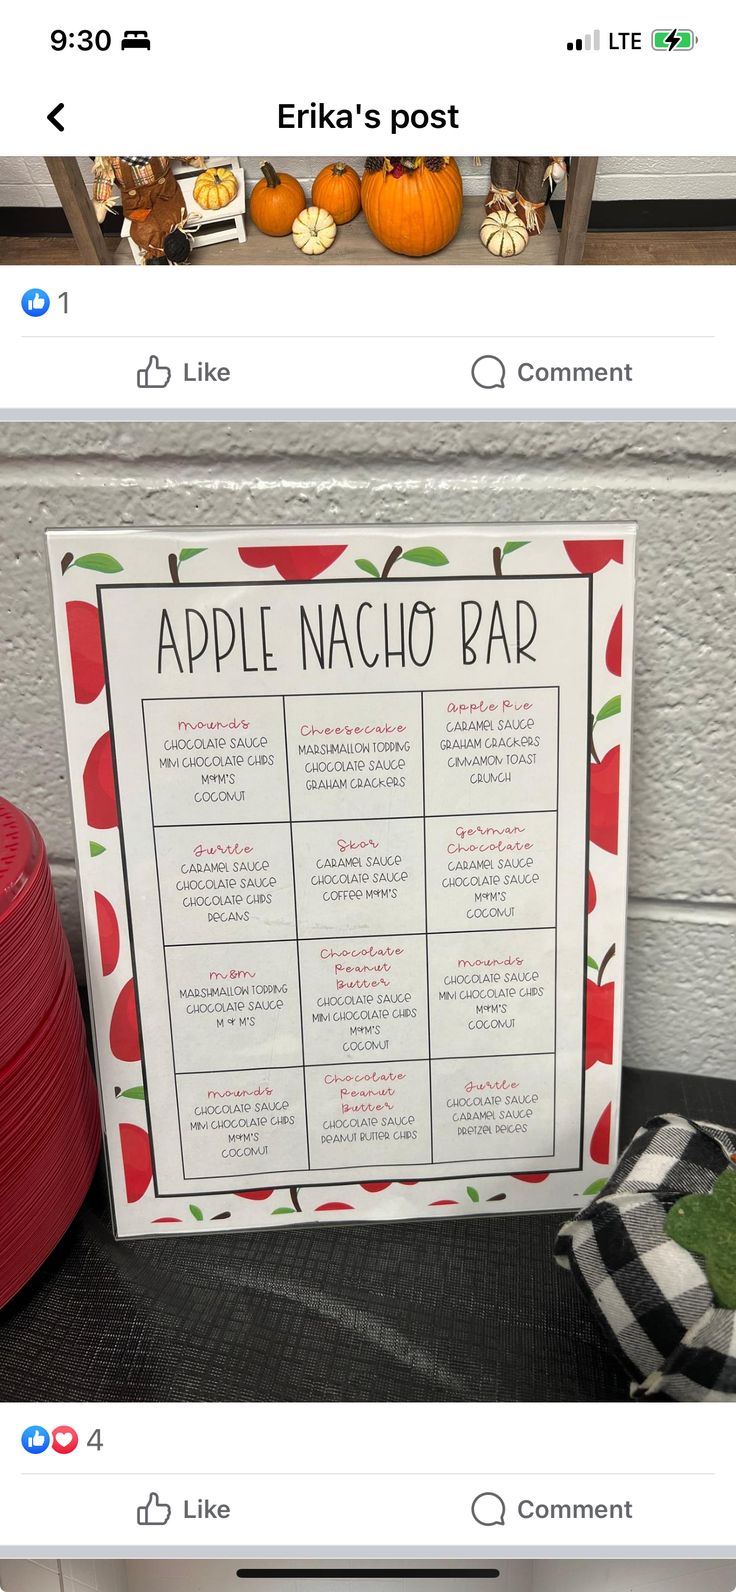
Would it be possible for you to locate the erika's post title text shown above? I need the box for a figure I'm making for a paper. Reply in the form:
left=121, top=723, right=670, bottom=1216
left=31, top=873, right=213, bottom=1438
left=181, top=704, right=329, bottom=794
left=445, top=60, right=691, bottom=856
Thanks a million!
left=278, top=102, right=460, bottom=134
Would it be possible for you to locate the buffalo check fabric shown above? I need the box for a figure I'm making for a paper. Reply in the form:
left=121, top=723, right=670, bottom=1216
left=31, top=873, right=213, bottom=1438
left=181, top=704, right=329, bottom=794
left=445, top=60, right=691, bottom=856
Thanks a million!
left=555, top=1114, right=736, bottom=1401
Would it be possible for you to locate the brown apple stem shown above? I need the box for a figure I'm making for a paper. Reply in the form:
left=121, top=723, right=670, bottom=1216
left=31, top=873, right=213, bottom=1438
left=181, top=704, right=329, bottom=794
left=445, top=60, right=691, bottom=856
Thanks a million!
left=597, top=943, right=616, bottom=985
left=492, top=545, right=503, bottom=578
left=289, top=1184, right=302, bottom=1213
left=168, top=552, right=181, bottom=585
left=61, top=551, right=74, bottom=576
left=590, top=713, right=600, bottom=764
left=381, top=545, right=403, bottom=580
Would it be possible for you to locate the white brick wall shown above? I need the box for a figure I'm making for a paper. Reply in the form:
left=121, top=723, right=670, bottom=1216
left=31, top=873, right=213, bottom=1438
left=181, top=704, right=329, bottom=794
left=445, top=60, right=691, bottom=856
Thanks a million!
left=2, top=156, right=736, bottom=207
left=0, top=1566, right=128, bottom=1592
left=126, top=1573, right=533, bottom=1592
left=534, top=1563, right=736, bottom=1591
left=0, top=422, right=734, bottom=1079
left=5, top=1566, right=735, bottom=1592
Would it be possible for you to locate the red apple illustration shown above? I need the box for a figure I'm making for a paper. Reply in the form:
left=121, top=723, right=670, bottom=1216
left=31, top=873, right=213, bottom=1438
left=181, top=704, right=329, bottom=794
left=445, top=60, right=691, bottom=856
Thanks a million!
left=361, top=1181, right=392, bottom=1192
left=83, top=732, right=118, bottom=829
left=315, top=1201, right=354, bottom=1211
left=564, top=539, right=624, bottom=575
left=119, top=1121, right=152, bottom=1202
left=94, top=891, right=120, bottom=976
left=590, top=745, right=620, bottom=854
left=588, top=872, right=597, bottom=913
left=512, top=1172, right=549, bottom=1183
left=235, top=1188, right=275, bottom=1200
left=66, top=601, right=105, bottom=704
left=590, top=1101, right=613, bottom=1166
left=238, top=545, right=347, bottom=581
left=109, top=977, right=140, bottom=1062
left=586, top=944, right=615, bottom=1069
left=606, top=607, right=623, bottom=676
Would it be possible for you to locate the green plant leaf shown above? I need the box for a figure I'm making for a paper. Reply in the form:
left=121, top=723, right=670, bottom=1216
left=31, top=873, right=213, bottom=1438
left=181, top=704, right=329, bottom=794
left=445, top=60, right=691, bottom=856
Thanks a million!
left=89, top=841, right=106, bottom=857
left=178, top=547, right=206, bottom=563
left=467, top=1186, right=480, bottom=1203
left=189, top=1204, right=204, bottom=1221
left=271, top=1206, right=295, bottom=1215
left=501, top=540, right=529, bottom=558
left=583, top=1178, right=607, bottom=1197
left=355, top=559, right=380, bottom=579
left=400, top=546, right=449, bottom=567
left=595, top=695, right=621, bottom=724
left=73, top=553, right=124, bottom=574
left=587, top=955, right=599, bottom=971
left=120, top=1086, right=146, bottom=1100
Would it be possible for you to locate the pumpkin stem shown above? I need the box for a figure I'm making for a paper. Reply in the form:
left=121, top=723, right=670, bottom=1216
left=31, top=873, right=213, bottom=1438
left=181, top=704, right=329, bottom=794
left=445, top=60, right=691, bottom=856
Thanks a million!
left=332, top=162, right=347, bottom=176
left=260, top=161, right=280, bottom=188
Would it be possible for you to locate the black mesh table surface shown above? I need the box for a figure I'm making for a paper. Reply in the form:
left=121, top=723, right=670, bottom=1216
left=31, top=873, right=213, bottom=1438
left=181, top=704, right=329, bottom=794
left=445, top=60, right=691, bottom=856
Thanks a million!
left=2, top=1066, right=734, bottom=1401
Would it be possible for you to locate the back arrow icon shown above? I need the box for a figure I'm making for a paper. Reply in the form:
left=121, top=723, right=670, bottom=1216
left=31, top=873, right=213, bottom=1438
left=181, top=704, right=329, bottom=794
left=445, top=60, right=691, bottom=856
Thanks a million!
left=47, top=103, right=65, bottom=132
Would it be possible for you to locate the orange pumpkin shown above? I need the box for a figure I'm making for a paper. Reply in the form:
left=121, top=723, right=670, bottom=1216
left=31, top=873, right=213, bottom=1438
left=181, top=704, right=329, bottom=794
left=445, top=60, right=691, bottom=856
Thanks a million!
left=361, top=156, right=463, bottom=257
left=312, top=161, right=361, bottom=224
left=250, top=162, right=306, bottom=236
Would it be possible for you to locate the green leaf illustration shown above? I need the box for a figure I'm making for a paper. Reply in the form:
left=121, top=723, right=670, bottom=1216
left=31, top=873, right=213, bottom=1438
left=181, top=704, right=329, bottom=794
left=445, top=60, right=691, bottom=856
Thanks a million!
left=73, top=553, right=124, bottom=574
left=120, top=1086, right=146, bottom=1100
left=501, top=540, right=529, bottom=558
left=467, top=1186, right=480, bottom=1203
left=178, top=547, right=206, bottom=563
left=587, top=955, right=599, bottom=971
left=583, top=1178, right=607, bottom=1197
left=595, top=695, right=621, bottom=724
left=355, top=559, right=380, bottom=579
left=89, top=841, right=106, bottom=858
left=271, top=1206, right=295, bottom=1215
left=189, top=1204, right=204, bottom=1221
left=400, top=546, right=449, bottom=567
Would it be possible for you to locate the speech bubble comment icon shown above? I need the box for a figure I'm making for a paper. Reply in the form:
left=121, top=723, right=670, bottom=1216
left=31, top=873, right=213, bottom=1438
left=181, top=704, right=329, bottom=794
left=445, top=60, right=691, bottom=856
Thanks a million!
left=471, top=1491, right=506, bottom=1526
left=471, top=355, right=506, bottom=390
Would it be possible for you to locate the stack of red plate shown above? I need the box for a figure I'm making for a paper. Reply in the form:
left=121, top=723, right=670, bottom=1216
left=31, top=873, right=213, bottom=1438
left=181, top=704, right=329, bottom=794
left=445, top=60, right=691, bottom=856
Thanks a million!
left=0, top=796, right=100, bottom=1307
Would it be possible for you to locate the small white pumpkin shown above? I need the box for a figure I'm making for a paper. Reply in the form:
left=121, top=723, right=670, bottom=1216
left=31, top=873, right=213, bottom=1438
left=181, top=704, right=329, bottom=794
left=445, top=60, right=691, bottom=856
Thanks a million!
left=480, top=209, right=529, bottom=258
left=292, top=206, right=337, bottom=255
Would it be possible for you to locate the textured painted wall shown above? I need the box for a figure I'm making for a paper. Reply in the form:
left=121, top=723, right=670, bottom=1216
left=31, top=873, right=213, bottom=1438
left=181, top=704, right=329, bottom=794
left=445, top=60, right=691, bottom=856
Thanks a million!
left=0, top=422, right=733, bottom=1078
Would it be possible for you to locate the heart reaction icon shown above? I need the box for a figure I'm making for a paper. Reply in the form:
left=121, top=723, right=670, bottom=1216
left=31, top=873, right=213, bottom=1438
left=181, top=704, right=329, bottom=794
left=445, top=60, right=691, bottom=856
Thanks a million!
left=51, top=1426, right=79, bottom=1454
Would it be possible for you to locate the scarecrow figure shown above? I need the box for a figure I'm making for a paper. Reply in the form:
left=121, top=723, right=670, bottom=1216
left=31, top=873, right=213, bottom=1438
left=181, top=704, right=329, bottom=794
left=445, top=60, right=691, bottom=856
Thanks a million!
left=485, top=156, right=567, bottom=245
left=92, top=157, right=205, bottom=264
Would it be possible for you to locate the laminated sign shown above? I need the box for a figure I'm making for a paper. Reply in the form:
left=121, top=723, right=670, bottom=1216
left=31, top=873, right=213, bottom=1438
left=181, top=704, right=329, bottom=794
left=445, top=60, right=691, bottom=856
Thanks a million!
left=49, top=526, right=635, bottom=1237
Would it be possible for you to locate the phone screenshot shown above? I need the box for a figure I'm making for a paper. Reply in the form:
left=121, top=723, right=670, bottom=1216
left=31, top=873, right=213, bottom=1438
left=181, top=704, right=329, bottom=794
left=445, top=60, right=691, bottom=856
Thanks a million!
left=0, top=0, right=733, bottom=1584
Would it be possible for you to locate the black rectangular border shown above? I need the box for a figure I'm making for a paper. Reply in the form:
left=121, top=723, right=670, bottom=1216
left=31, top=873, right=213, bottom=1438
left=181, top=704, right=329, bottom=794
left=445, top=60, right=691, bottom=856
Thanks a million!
left=97, top=571, right=593, bottom=1200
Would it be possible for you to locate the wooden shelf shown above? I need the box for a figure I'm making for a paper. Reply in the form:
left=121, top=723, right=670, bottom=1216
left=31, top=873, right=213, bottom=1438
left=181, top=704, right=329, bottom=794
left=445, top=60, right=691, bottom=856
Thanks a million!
left=45, top=159, right=600, bottom=265
left=110, top=197, right=560, bottom=267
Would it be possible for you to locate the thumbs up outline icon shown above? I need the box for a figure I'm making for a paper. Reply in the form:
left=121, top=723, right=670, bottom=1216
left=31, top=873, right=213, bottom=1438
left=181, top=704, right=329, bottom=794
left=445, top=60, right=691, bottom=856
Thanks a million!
left=136, top=1491, right=172, bottom=1526
left=137, top=355, right=172, bottom=389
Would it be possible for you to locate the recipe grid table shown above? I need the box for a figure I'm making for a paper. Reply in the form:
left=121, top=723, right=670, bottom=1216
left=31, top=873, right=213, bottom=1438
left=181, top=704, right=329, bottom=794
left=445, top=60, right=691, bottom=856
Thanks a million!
left=141, top=685, right=561, bottom=1184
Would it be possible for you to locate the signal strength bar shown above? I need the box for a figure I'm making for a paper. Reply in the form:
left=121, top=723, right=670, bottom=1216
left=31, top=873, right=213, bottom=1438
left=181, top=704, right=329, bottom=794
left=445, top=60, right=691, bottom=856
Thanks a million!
left=567, top=29, right=601, bottom=50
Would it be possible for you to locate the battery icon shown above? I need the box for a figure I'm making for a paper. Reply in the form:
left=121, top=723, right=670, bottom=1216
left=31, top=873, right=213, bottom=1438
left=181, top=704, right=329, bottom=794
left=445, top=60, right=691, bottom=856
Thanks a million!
left=651, top=28, right=696, bottom=49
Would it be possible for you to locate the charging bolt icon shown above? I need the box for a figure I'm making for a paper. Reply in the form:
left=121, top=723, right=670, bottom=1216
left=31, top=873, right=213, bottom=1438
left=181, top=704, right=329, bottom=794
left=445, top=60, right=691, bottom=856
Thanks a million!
left=651, top=28, right=697, bottom=49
